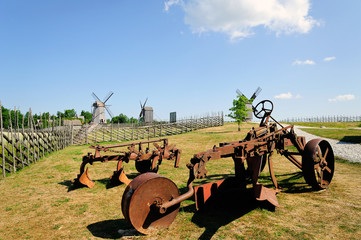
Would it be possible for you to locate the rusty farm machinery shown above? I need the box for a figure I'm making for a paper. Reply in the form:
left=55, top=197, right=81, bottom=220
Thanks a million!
left=72, top=138, right=181, bottom=188
left=120, top=100, right=335, bottom=234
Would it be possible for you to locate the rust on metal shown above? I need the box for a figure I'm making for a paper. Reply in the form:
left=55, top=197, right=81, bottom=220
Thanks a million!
left=121, top=172, right=180, bottom=235
left=121, top=99, right=336, bottom=234
left=72, top=138, right=181, bottom=188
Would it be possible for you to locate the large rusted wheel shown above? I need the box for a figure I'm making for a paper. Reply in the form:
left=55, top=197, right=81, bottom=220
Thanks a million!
left=121, top=173, right=180, bottom=234
left=302, top=139, right=335, bottom=190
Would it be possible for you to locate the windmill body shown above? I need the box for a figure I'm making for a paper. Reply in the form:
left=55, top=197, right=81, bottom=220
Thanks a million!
left=92, top=101, right=106, bottom=124
left=91, top=92, right=114, bottom=124
left=143, top=106, right=153, bottom=123
left=139, top=98, right=153, bottom=123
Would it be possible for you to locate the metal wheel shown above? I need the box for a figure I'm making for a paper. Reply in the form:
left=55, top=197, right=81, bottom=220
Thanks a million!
left=121, top=173, right=180, bottom=235
left=302, top=139, right=335, bottom=190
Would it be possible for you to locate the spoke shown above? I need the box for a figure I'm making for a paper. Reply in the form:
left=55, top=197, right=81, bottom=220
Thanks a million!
left=316, top=145, right=322, bottom=161
left=319, top=169, right=324, bottom=185
left=324, top=166, right=332, bottom=174
left=315, top=168, right=321, bottom=179
left=323, top=148, right=329, bottom=160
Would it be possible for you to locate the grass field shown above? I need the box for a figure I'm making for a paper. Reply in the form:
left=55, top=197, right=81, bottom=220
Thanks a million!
left=286, top=121, right=361, bottom=144
left=284, top=122, right=361, bottom=128
left=300, top=128, right=361, bottom=144
left=0, top=123, right=360, bottom=239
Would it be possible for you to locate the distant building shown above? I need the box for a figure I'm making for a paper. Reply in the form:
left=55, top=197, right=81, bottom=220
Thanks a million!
left=170, top=112, right=176, bottom=123
left=92, top=101, right=106, bottom=124
left=143, top=107, right=153, bottom=123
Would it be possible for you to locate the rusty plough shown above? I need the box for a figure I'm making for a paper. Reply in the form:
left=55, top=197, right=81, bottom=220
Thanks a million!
left=120, top=100, right=335, bottom=234
left=72, top=138, right=181, bottom=188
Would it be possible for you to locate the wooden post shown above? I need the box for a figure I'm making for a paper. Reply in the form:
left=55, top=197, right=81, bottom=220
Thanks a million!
left=1, top=101, right=5, bottom=178
left=9, top=111, right=16, bottom=172
left=70, top=124, right=73, bottom=145
left=110, top=124, right=113, bottom=142
left=16, top=107, right=24, bottom=169
left=23, top=114, right=29, bottom=165
left=131, top=124, right=134, bottom=140
left=85, top=125, right=88, bottom=145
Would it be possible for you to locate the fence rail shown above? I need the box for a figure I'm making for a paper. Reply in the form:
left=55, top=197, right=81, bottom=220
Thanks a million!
left=1, top=103, right=223, bottom=179
left=73, top=113, right=224, bottom=145
left=280, top=115, right=361, bottom=123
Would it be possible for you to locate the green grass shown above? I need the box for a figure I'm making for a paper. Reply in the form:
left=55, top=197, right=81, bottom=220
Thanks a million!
left=301, top=128, right=361, bottom=144
left=284, top=121, right=361, bottom=128
left=0, top=122, right=360, bottom=239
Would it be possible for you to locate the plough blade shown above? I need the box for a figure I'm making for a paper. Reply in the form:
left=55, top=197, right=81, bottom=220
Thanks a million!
left=253, top=184, right=279, bottom=207
left=78, top=168, right=95, bottom=188
left=110, top=168, right=131, bottom=186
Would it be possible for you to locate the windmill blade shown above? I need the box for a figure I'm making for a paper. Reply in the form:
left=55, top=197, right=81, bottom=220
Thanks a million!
left=142, top=97, right=148, bottom=109
left=250, top=87, right=262, bottom=101
left=236, top=89, right=246, bottom=97
left=103, top=91, right=114, bottom=104
left=105, top=106, right=114, bottom=119
left=92, top=92, right=101, bottom=102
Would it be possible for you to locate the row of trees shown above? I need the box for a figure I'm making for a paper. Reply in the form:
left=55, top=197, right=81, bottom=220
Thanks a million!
left=1, top=104, right=139, bottom=129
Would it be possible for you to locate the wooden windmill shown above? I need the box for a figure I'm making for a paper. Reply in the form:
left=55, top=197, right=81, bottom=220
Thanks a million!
left=91, top=92, right=114, bottom=124
left=138, top=98, right=153, bottom=123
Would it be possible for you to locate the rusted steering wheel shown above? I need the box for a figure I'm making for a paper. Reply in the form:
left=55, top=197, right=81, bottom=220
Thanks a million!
left=254, top=100, right=274, bottom=119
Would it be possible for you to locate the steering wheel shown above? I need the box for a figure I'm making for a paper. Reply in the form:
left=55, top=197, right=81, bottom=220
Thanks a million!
left=253, top=100, right=274, bottom=119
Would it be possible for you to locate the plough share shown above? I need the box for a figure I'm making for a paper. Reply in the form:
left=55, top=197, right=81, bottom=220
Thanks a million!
left=121, top=100, right=335, bottom=234
left=73, top=138, right=181, bottom=188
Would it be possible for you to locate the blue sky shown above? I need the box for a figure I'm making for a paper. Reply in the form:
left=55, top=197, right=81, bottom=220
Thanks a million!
left=0, top=0, right=360, bottom=121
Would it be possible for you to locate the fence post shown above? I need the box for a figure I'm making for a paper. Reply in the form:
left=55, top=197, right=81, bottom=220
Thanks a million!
left=9, top=111, right=16, bottom=172
left=70, top=125, right=74, bottom=145
left=1, top=101, right=5, bottom=178
left=110, top=123, right=113, bottom=141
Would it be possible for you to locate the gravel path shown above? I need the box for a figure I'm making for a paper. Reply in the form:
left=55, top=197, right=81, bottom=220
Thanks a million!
left=293, top=126, right=361, bottom=163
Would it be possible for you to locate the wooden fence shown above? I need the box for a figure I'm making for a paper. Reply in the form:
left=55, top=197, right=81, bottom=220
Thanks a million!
left=0, top=103, right=223, bottom=179
left=281, top=115, right=361, bottom=123
left=73, top=113, right=224, bottom=145
left=0, top=101, right=72, bottom=179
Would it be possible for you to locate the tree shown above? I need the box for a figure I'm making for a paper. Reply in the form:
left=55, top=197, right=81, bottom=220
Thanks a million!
left=111, top=113, right=129, bottom=123
left=227, top=95, right=251, bottom=131
left=1, top=106, right=10, bottom=129
left=128, top=117, right=138, bottom=124
left=80, top=110, right=93, bottom=124
left=64, top=109, right=76, bottom=119
left=57, top=111, right=64, bottom=118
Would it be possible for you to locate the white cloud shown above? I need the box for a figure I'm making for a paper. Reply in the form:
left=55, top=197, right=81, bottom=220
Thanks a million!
left=164, top=0, right=182, bottom=12
left=328, top=94, right=355, bottom=102
left=275, top=92, right=292, bottom=99
left=274, top=92, right=302, bottom=99
left=324, top=56, right=336, bottom=62
left=292, top=59, right=315, bottom=65
left=164, top=0, right=319, bottom=40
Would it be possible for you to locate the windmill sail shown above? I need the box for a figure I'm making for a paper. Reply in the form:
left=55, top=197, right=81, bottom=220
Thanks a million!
left=250, top=87, right=262, bottom=101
